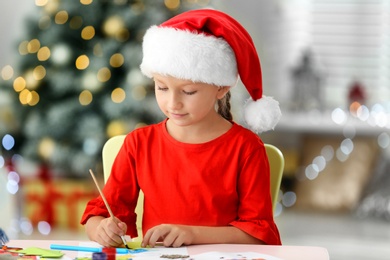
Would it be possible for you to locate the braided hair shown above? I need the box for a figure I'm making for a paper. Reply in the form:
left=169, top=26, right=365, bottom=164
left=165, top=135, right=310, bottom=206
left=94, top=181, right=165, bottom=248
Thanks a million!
left=217, top=91, right=233, bottom=121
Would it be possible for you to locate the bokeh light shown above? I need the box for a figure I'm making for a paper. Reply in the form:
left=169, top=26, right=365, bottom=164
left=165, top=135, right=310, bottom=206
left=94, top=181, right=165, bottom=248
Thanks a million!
left=51, top=44, right=72, bottom=65
left=305, top=164, right=319, bottom=180
left=80, top=0, right=93, bottom=5
left=109, top=53, right=124, bottom=68
left=340, top=138, right=354, bottom=155
left=13, top=77, right=26, bottom=92
left=1, top=65, right=14, bottom=80
left=27, top=91, right=40, bottom=106
left=81, top=25, right=95, bottom=40
left=38, top=137, right=55, bottom=160
left=131, top=85, right=147, bottom=100
left=320, top=145, right=334, bottom=162
left=37, top=46, right=51, bottom=61
left=0, top=156, right=4, bottom=168
left=103, top=16, right=125, bottom=38
left=18, top=41, right=29, bottom=55
left=27, top=39, right=41, bottom=53
left=83, top=138, right=99, bottom=155
left=331, top=107, right=347, bottom=125
left=35, top=0, right=48, bottom=6
left=107, top=120, right=127, bottom=137
left=8, top=171, right=20, bottom=184
left=54, top=10, right=69, bottom=24
left=75, top=55, right=90, bottom=70
left=20, top=218, right=33, bottom=236
left=7, top=179, right=19, bottom=194
left=111, top=88, right=126, bottom=103
left=82, top=71, right=101, bottom=91
left=69, top=16, right=83, bottom=29
left=282, top=191, right=297, bottom=207
left=37, top=221, right=51, bottom=235
left=97, top=67, right=111, bottom=82
left=33, top=65, right=46, bottom=81
left=164, top=0, right=180, bottom=10
left=378, top=132, right=390, bottom=149
left=2, top=134, right=15, bottom=150
left=38, top=15, right=51, bottom=30
left=79, top=90, right=93, bottom=105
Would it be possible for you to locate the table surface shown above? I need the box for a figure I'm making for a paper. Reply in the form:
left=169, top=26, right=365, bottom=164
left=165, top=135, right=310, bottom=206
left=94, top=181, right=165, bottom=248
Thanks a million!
left=8, top=239, right=329, bottom=260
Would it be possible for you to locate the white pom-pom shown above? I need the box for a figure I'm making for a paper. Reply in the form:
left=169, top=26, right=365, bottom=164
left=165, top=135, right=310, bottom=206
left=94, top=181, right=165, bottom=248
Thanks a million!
left=243, top=96, right=282, bottom=133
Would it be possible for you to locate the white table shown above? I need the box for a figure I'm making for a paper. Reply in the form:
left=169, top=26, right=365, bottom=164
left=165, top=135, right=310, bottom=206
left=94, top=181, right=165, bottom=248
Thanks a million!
left=8, top=239, right=329, bottom=260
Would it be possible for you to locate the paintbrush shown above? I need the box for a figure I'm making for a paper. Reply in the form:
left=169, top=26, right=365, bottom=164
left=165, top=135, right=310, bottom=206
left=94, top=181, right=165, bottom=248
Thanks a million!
left=89, top=169, right=130, bottom=249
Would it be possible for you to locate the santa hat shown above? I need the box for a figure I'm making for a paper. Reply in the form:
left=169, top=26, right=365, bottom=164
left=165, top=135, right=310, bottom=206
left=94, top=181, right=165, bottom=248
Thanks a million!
left=140, top=9, right=281, bottom=133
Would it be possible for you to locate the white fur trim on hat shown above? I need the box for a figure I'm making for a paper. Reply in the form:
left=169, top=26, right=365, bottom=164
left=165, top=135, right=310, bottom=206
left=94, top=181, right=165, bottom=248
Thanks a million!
left=244, top=96, right=282, bottom=133
left=140, top=26, right=238, bottom=87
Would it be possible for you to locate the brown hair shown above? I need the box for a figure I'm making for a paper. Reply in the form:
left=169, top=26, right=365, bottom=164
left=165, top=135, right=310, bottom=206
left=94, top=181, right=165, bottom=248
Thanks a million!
left=217, top=91, right=233, bottom=121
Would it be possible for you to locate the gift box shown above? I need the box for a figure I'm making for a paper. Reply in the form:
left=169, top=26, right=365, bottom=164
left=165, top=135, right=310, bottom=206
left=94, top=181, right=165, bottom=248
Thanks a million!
left=23, top=178, right=98, bottom=231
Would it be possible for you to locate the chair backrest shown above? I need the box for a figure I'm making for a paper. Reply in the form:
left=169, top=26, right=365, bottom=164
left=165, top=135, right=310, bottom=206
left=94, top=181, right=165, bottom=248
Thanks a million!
left=102, top=135, right=284, bottom=238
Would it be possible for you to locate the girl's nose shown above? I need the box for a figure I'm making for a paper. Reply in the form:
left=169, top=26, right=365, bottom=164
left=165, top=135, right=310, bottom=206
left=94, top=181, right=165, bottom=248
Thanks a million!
left=167, top=92, right=182, bottom=110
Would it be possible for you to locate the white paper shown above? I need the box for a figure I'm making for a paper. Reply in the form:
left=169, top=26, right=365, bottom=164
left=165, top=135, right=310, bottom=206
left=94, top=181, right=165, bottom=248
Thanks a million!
left=191, top=251, right=284, bottom=260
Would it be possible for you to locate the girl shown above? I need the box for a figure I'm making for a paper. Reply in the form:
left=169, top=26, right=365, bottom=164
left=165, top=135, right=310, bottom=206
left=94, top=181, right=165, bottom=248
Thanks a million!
left=81, top=8, right=282, bottom=248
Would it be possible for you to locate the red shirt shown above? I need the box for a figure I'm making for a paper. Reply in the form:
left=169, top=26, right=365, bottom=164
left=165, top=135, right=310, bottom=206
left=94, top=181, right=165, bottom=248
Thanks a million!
left=81, top=119, right=281, bottom=245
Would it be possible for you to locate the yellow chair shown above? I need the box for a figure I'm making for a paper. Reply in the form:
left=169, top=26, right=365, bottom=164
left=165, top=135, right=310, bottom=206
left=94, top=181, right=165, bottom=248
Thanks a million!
left=102, top=135, right=284, bottom=240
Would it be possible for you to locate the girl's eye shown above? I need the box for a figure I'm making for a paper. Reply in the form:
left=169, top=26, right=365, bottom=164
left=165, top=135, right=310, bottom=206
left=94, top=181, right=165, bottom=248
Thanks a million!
left=157, top=86, right=168, bottom=91
left=183, top=90, right=197, bottom=95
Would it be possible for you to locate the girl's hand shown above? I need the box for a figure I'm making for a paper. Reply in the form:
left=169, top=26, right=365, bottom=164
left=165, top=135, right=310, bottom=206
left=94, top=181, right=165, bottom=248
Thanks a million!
left=93, top=217, right=127, bottom=247
left=142, top=224, right=195, bottom=248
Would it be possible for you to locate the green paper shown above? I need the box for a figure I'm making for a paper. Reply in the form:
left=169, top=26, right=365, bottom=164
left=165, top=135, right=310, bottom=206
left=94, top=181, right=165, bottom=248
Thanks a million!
left=17, top=247, right=64, bottom=258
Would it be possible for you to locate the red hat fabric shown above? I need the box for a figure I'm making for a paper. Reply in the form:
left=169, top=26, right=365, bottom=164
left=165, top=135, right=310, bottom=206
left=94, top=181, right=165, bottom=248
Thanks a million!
left=140, top=9, right=281, bottom=133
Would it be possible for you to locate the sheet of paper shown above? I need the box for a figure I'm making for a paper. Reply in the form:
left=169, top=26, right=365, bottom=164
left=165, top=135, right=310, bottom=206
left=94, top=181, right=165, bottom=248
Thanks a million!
left=131, top=246, right=189, bottom=259
left=191, top=251, right=284, bottom=260
left=17, top=247, right=64, bottom=258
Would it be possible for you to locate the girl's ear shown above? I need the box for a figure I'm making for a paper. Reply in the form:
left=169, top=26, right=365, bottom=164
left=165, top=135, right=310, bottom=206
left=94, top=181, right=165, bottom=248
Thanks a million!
left=217, top=86, right=230, bottom=99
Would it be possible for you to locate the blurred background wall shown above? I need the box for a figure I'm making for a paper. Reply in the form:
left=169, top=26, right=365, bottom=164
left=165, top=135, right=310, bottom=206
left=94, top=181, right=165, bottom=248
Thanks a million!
left=1, top=1, right=390, bottom=259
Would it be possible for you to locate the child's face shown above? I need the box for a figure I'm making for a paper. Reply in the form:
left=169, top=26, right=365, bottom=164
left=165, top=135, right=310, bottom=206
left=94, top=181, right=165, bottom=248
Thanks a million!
left=152, top=73, right=229, bottom=127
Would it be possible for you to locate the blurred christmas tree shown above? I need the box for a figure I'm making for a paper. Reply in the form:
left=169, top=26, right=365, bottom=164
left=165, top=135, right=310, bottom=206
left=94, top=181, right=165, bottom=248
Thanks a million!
left=1, top=0, right=211, bottom=178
